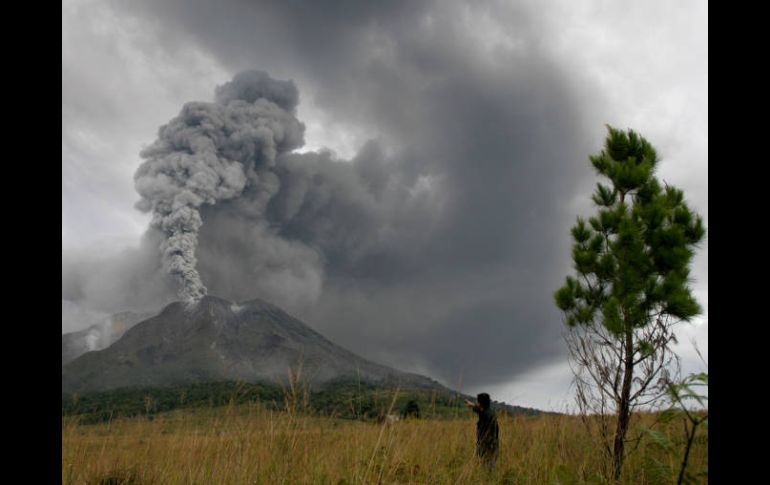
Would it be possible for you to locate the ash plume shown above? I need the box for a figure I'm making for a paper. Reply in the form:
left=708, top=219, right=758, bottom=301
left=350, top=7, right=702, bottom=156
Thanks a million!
left=64, top=0, right=602, bottom=390
left=133, top=71, right=305, bottom=302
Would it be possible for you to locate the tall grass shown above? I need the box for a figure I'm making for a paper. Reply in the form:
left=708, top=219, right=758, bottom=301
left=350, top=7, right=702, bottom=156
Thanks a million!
left=62, top=400, right=707, bottom=484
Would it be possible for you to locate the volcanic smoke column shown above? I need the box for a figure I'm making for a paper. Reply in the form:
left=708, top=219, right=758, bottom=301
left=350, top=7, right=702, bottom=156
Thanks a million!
left=134, top=71, right=306, bottom=303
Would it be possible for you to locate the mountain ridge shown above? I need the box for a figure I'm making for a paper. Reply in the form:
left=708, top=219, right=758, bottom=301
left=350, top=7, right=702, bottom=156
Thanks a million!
left=62, top=295, right=449, bottom=395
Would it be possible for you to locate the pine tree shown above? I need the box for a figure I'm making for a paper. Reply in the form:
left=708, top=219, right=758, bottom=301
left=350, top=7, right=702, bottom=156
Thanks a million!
left=554, top=125, right=705, bottom=480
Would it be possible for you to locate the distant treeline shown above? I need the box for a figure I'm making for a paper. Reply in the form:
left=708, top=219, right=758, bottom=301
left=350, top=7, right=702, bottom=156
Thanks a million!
left=62, top=380, right=545, bottom=424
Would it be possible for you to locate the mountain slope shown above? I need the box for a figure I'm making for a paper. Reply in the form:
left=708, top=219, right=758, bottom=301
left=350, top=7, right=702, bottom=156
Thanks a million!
left=62, top=311, right=154, bottom=365
left=62, top=296, right=447, bottom=395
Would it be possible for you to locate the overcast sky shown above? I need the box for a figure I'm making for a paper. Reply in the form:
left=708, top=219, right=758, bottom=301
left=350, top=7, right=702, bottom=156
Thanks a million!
left=62, top=0, right=707, bottom=411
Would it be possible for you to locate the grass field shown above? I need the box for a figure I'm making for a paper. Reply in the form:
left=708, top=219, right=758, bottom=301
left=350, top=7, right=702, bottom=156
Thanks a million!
left=62, top=398, right=707, bottom=484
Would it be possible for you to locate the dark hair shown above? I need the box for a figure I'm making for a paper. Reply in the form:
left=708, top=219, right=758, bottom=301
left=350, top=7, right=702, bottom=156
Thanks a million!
left=477, top=393, right=491, bottom=410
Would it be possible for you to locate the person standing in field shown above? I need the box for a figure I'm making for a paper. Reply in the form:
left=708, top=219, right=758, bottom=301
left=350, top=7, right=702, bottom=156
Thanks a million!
left=465, top=393, right=500, bottom=469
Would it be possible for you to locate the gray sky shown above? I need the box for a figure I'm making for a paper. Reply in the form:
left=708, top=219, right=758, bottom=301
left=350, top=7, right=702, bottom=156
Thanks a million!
left=62, top=0, right=707, bottom=411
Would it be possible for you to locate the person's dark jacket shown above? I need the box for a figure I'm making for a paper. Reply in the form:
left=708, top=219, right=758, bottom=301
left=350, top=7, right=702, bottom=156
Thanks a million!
left=472, top=405, right=499, bottom=459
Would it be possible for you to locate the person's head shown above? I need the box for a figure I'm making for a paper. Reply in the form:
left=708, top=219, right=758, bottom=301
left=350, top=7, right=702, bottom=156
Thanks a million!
left=477, top=393, right=491, bottom=410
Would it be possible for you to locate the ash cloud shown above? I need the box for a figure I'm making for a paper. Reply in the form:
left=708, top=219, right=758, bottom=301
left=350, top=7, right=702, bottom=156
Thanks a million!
left=134, top=71, right=305, bottom=302
left=64, top=0, right=607, bottom=389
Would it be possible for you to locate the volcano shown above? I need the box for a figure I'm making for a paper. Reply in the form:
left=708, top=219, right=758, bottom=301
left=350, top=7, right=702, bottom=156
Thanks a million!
left=62, top=296, right=447, bottom=394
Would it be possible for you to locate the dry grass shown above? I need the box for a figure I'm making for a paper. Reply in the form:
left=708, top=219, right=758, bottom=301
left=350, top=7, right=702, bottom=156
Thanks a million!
left=62, top=402, right=707, bottom=484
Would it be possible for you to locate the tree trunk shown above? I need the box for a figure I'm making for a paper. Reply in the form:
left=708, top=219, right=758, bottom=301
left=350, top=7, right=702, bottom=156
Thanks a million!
left=677, top=420, right=699, bottom=485
left=612, top=326, right=634, bottom=481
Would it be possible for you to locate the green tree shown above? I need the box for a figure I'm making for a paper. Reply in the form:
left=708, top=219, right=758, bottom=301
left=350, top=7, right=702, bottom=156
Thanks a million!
left=554, top=126, right=705, bottom=481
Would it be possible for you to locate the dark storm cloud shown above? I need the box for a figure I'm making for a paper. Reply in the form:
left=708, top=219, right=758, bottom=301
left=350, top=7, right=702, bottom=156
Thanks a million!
left=67, top=0, right=604, bottom=388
